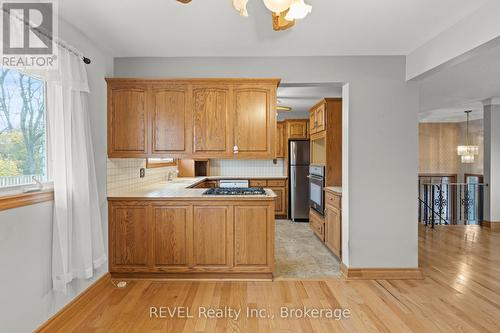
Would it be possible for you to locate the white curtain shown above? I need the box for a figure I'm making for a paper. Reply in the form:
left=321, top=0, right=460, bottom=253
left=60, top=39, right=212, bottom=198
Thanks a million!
left=1, top=10, right=106, bottom=291
left=46, top=48, right=106, bottom=292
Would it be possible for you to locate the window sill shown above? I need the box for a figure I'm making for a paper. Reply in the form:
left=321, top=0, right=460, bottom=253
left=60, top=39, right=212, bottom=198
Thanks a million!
left=0, top=189, right=54, bottom=212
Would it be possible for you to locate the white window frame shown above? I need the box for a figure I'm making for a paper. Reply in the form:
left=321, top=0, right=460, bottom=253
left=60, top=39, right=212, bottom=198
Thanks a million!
left=0, top=69, right=53, bottom=195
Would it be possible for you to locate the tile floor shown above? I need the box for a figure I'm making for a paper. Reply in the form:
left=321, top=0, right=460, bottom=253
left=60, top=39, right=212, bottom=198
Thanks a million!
left=275, top=219, right=341, bottom=279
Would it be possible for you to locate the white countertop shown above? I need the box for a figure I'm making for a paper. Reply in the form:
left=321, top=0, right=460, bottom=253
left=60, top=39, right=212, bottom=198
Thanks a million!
left=108, top=177, right=277, bottom=200
left=324, top=186, right=342, bottom=195
left=205, top=176, right=287, bottom=179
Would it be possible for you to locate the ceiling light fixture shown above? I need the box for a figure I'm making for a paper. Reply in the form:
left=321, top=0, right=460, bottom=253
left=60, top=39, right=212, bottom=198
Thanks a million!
left=277, top=106, right=293, bottom=112
left=457, top=110, right=479, bottom=164
left=262, top=0, right=293, bottom=14
left=232, top=0, right=249, bottom=17
left=177, top=0, right=312, bottom=31
left=285, top=0, right=312, bottom=20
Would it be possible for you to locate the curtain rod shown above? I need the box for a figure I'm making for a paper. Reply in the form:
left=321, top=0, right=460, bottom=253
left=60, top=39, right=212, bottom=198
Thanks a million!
left=54, top=39, right=91, bottom=65
left=1, top=8, right=91, bottom=64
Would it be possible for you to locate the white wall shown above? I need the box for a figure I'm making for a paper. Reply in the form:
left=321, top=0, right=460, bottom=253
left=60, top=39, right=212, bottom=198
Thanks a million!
left=0, top=19, right=113, bottom=333
left=115, top=56, right=420, bottom=269
left=406, top=0, right=500, bottom=80
left=483, top=104, right=500, bottom=222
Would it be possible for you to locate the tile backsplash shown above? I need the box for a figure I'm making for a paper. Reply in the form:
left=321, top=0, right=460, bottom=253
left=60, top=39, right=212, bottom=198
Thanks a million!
left=209, top=159, right=285, bottom=177
left=107, top=159, right=177, bottom=194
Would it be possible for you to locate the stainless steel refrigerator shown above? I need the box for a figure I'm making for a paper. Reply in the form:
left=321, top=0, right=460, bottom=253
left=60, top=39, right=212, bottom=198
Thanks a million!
left=289, top=140, right=310, bottom=221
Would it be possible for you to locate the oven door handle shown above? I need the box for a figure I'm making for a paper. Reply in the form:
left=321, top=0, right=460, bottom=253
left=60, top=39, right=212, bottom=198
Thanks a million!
left=307, top=175, right=323, bottom=180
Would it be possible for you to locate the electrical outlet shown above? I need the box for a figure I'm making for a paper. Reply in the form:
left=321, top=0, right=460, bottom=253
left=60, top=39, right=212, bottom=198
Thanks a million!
left=140, top=168, right=145, bottom=178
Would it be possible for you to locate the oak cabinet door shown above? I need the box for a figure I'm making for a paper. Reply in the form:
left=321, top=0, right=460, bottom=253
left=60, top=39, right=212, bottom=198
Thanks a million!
left=309, top=111, right=316, bottom=135
left=152, top=86, right=190, bottom=154
left=234, top=206, right=272, bottom=268
left=153, top=206, right=192, bottom=268
left=286, top=120, right=309, bottom=139
left=192, top=206, right=233, bottom=268
left=233, top=87, right=275, bottom=157
left=108, top=86, right=148, bottom=156
left=193, top=87, right=230, bottom=154
left=315, top=104, right=326, bottom=133
left=276, top=121, right=285, bottom=158
left=270, top=187, right=286, bottom=217
left=110, top=205, right=149, bottom=268
left=325, top=206, right=341, bottom=258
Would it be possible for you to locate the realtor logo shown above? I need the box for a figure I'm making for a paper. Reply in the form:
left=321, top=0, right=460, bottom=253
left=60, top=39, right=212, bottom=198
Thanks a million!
left=1, top=0, right=58, bottom=68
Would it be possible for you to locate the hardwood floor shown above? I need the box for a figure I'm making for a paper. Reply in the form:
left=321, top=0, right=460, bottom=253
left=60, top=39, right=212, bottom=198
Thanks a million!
left=38, top=225, right=500, bottom=332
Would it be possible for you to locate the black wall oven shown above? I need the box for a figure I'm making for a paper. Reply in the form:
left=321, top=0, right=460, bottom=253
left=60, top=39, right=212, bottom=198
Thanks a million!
left=309, top=165, right=325, bottom=215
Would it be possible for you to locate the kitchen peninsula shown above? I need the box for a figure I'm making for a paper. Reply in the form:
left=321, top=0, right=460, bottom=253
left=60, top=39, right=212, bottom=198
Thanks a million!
left=108, top=177, right=276, bottom=280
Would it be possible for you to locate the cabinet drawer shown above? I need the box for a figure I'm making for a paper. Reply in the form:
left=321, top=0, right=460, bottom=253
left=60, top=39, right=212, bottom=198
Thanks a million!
left=309, top=210, right=324, bottom=241
left=250, top=180, right=267, bottom=187
left=325, top=191, right=341, bottom=209
left=267, top=179, right=286, bottom=187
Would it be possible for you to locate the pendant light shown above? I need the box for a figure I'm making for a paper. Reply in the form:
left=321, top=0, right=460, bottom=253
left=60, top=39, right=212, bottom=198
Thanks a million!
left=457, top=110, right=479, bottom=164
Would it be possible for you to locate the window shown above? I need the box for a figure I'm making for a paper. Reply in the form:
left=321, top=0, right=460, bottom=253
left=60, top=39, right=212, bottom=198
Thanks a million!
left=146, top=158, right=176, bottom=168
left=0, top=67, right=48, bottom=188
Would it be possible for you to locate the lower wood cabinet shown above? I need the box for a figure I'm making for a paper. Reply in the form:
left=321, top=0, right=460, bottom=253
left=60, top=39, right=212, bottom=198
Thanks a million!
left=249, top=178, right=287, bottom=218
left=109, top=200, right=274, bottom=278
left=153, top=205, right=191, bottom=268
left=270, top=187, right=286, bottom=217
left=315, top=190, right=342, bottom=259
left=234, top=205, right=273, bottom=267
left=309, top=191, right=342, bottom=259
left=110, top=204, right=150, bottom=267
left=325, top=206, right=341, bottom=258
left=192, top=205, right=232, bottom=268
left=309, top=209, right=324, bottom=241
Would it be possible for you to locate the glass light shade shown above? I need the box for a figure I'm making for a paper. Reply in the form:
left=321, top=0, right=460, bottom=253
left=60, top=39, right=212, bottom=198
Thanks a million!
left=457, top=145, right=479, bottom=156
left=285, top=0, right=312, bottom=20
left=263, top=0, right=292, bottom=14
left=233, top=0, right=249, bottom=17
left=461, top=154, right=475, bottom=164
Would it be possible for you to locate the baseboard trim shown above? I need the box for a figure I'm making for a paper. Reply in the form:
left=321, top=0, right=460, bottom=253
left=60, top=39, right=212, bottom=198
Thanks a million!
left=110, top=272, right=273, bottom=281
left=482, top=221, right=500, bottom=229
left=341, top=263, right=423, bottom=280
left=34, top=273, right=111, bottom=333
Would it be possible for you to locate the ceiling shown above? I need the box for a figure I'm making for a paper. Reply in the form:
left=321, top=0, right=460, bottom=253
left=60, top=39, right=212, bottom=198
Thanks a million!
left=59, top=0, right=488, bottom=57
left=418, top=106, right=483, bottom=123
left=418, top=38, right=500, bottom=122
left=277, top=83, right=342, bottom=119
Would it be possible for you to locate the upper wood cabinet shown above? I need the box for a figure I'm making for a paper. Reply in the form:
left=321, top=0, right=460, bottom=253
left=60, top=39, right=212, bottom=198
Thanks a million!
left=286, top=119, right=309, bottom=139
left=310, top=103, right=326, bottom=135
left=192, top=86, right=230, bottom=154
left=107, top=85, right=148, bottom=156
left=309, top=98, right=342, bottom=135
left=106, top=78, right=279, bottom=159
left=276, top=121, right=285, bottom=158
left=151, top=85, right=191, bottom=154
left=309, top=98, right=342, bottom=187
left=233, top=87, right=276, bottom=157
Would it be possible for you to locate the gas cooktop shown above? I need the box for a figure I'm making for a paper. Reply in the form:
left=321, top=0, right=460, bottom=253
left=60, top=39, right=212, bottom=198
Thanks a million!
left=203, top=187, right=266, bottom=196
